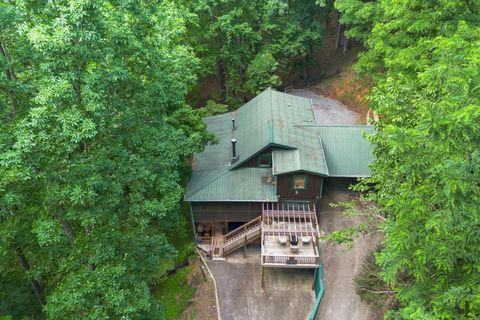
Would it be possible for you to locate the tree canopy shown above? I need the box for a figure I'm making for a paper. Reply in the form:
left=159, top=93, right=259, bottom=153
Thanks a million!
left=183, top=0, right=326, bottom=105
left=336, top=0, right=480, bottom=318
left=0, top=1, right=208, bottom=318
left=2, top=0, right=480, bottom=319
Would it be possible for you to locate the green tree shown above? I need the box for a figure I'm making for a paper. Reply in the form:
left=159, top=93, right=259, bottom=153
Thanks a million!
left=335, top=1, right=480, bottom=319
left=245, top=52, right=281, bottom=95
left=334, top=0, right=379, bottom=43
left=370, top=24, right=480, bottom=320
left=0, top=1, right=209, bottom=319
left=183, top=0, right=324, bottom=104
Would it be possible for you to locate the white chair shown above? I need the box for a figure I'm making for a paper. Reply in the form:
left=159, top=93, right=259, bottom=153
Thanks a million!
left=302, top=236, right=311, bottom=244
left=278, top=235, right=288, bottom=245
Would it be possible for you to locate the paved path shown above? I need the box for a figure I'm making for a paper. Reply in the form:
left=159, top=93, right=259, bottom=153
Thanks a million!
left=316, top=178, right=383, bottom=320
left=208, top=247, right=315, bottom=320
left=290, top=89, right=361, bottom=125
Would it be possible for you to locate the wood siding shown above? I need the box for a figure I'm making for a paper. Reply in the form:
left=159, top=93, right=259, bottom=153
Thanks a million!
left=276, top=173, right=323, bottom=202
left=192, top=202, right=262, bottom=223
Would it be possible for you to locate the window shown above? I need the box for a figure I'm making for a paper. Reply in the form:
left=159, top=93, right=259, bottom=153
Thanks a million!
left=282, top=200, right=311, bottom=210
left=292, top=175, right=307, bottom=190
left=258, top=154, right=272, bottom=167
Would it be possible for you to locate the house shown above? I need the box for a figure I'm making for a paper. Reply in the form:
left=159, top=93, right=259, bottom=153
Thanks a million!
left=184, top=88, right=374, bottom=269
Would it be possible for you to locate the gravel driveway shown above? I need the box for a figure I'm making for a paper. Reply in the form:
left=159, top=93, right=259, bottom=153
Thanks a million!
left=290, top=90, right=382, bottom=319
left=316, top=178, right=383, bottom=320
left=289, top=89, right=360, bottom=124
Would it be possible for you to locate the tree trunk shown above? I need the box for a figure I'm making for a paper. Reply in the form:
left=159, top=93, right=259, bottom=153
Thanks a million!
left=304, top=55, right=310, bottom=87
left=61, top=219, right=75, bottom=244
left=16, top=247, right=46, bottom=306
left=0, top=41, right=17, bottom=81
left=217, top=60, right=227, bottom=103
left=56, top=207, right=75, bottom=244
left=335, top=14, right=342, bottom=49
left=0, top=40, right=17, bottom=117
left=343, top=26, right=349, bottom=53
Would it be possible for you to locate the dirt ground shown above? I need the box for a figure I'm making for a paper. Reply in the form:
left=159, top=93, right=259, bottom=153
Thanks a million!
left=181, top=258, right=218, bottom=320
left=316, top=178, right=384, bottom=320
left=310, top=68, right=372, bottom=123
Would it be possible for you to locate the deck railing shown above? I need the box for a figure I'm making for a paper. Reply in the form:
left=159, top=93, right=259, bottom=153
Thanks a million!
left=261, top=253, right=319, bottom=267
left=223, top=216, right=262, bottom=255
left=224, top=216, right=262, bottom=242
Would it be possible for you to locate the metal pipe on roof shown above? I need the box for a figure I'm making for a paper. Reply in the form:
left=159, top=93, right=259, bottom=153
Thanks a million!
left=231, top=138, right=238, bottom=163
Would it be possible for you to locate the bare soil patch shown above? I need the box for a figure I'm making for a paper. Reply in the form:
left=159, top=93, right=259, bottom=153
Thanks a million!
left=181, top=258, right=218, bottom=320
left=311, top=67, right=372, bottom=123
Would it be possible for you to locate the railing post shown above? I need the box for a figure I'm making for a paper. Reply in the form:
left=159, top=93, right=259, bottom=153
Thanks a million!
left=243, top=224, right=247, bottom=257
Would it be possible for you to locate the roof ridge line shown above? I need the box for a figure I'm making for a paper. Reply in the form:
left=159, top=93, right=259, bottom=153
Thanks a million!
left=270, top=87, right=275, bottom=144
left=317, top=135, right=330, bottom=176
left=295, top=149, right=302, bottom=171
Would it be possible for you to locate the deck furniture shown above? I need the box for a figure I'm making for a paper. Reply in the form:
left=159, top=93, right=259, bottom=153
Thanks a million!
left=302, top=236, right=311, bottom=244
left=278, top=236, right=288, bottom=245
left=289, top=234, right=299, bottom=253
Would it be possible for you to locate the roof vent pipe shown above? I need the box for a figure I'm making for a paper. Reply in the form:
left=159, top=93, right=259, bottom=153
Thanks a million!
left=232, top=117, right=236, bottom=130
left=231, top=139, right=238, bottom=163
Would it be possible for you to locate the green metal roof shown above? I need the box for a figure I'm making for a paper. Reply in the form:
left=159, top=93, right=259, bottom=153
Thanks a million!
left=312, top=125, right=375, bottom=177
left=231, top=88, right=316, bottom=169
left=272, top=126, right=329, bottom=176
left=185, top=113, right=233, bottom=198
left=184, top=111, right=277, bottom=202
left=184, top=88, right=375, bottom=202
left=185, top=168, right=277, bottom=202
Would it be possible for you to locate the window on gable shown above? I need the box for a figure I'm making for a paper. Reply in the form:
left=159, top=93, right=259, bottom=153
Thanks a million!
left=258, top=154, right=272, bottom=167
left=292, top=175, right=307, bottom=190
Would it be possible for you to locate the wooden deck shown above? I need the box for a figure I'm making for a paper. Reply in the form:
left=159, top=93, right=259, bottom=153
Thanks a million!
left=199, top=203, right=320, bottom=269
left=262, top=234, right=319, bottom=268
left=261, top=203, right=319, bottom=268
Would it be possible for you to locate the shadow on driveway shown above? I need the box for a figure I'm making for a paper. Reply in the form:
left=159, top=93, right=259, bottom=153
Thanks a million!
left=208, top=246, right=315, bottom=320
left=316, top=178, right=384, bottom=320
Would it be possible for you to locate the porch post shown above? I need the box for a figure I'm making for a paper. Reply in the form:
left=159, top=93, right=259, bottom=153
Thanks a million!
left=261, top=266, right=265, bottom=290
left=243, top=224, right=247, bottom=257
left=189, top=203, right=196, bottom=241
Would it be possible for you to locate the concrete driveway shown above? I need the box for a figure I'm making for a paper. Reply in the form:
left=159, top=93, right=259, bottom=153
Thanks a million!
left=316, top=178, right=383, bottom=320
left=208, top=246, right=315, bottom=320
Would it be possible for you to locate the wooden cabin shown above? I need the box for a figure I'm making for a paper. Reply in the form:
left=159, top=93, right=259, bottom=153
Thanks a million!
left=184, top=88, right=374, bottom=268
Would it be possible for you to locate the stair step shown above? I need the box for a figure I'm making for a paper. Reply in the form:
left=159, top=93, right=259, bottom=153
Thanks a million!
left=209, top=217, right=262, bottom=260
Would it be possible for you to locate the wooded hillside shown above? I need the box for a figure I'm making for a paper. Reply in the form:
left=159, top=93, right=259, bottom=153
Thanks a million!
left=1, top=0, right=479, bottom=319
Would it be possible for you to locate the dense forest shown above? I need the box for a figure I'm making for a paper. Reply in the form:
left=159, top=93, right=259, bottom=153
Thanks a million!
left=0, top=0, right=479, bottom=320
left=335, top=1, right=480, bottom=319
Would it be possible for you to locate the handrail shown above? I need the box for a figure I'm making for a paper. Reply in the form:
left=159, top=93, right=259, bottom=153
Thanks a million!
left=224, top=216, right=262, bottom=241
left=196, top=248, right=222, bottom=320
left=223, top=227, right=261, bottom=254
left=262, top=210, right=316, bottom=216
left=224, top=224, right=261, bottom=245
left=261, top=253, right=319, bottom=266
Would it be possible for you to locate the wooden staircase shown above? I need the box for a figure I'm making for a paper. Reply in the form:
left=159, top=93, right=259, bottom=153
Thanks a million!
left=211, top=216, right=262, bottom=260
